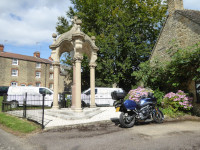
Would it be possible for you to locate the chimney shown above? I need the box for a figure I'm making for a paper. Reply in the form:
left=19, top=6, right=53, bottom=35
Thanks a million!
left=0, top=44, right=4, bottom=52
left=48, top=56, right=53, bottom=61
left=168, top=0, right=184, bottom=16
left=34, top=51, right=40, bottom=58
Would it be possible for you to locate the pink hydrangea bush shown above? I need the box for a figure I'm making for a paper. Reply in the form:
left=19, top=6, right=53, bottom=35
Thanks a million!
left=128, top=87, right=153, bottom=102
left=163, top=90, right=193, bottom=111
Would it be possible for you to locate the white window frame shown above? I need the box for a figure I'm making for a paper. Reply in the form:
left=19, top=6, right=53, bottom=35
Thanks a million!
left=50, top=73, right=53, bottom=79
left=35, top=72, right=41, bottom=78
left=36, top=83, right=41, bottom=87
left=36, top=62, right=41, bottom=68
left=11, top=82, right=18, bottom=86
left=50, top=64, right=53, bottom=70
left=49, top=84, right=53, bottom=90
left=12, top=58, right=18, bottom=65
left=11, top=69, right=18, bottom=76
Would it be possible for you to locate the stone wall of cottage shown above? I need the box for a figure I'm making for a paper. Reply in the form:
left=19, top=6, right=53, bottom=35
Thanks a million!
left=151, top=13, right=200, bottom=62
left=150, top=12, right=200, bottom=102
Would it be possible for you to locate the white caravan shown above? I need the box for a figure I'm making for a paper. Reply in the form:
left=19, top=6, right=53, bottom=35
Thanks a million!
left=7, top=86, right=54, bottom=108
left=81, top=87, right=124, bottom=106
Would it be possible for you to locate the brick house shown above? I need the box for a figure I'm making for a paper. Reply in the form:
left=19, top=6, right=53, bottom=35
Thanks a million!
left=150, top=0, right=200, bottom=103
left=0, top=44, right=71, bottom=93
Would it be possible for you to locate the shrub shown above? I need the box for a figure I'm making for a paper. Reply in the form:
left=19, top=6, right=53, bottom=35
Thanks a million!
left=153, top=88, right=165, bottom=106
left=128, top=87, right=153, bottom=102
left=163, top=90, right=193, bottom=112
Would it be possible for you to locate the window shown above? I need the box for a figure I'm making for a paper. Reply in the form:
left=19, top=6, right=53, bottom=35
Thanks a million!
left=49, top=84, right=53, bottom=90
left=12, top=58, right=18, bottom=65
left=11, top=82, right=18, bottom=86
left=36, top=72, right=41, bottom=78
left=11, top=69, right=18, bottom=76
left=50, top=64, right=53, bottom=69
left=36, top=82, right=41, bottom=87
left=21, top=84, right=26, bottom=86
left=28, top=84, right=32, bottom=86
left=36, top=62, right=41, bottom=68
left=39, top=88, right=53, bottom=95
left=50, top=73, right=53, bottom=79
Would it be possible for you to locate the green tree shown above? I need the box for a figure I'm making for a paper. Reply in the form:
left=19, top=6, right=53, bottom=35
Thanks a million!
left=56, top=0, right=167, bottom=91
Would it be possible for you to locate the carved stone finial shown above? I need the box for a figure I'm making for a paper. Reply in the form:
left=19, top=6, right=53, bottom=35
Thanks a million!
left=52, top=33, right=57, bottom=38
left=52, top=33, right=57, bottom=43
left=71, top=16, right=78, bottom=25
left=76, top=19, right=82, bottom=25
left=76, top=19, right=82, bottom=32
left=91, top=36, right=96, bottom=43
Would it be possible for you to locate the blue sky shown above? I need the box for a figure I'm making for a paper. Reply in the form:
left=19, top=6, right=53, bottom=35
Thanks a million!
left=0, top=0, right=200, bottom=59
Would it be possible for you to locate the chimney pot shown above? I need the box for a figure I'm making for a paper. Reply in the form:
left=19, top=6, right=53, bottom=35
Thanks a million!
left=34, top=51, right=40, bottom=58
left=0, top=44, right=4, bottom=52
left=48, top=56, right=53, bottom=61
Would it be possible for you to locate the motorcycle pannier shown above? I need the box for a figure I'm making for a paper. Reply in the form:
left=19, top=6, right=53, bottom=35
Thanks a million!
left=111, top=91, right=126, bottom=100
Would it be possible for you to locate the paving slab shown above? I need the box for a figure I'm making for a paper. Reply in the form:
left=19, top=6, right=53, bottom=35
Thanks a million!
left=44, top=107, right=121, bottom=129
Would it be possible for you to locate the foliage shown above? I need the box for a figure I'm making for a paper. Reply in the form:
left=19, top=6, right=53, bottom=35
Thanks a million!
left=153, top=88, right=165, bottom=106
left=133, top=43, right=200, bottom=92
left=162, top=90, right=193, bottom=113
left=161, top=108, right=187, bottom=118
left=56, top=0, right=167, bottom=91
left=128, top=87, right=153, bottom=102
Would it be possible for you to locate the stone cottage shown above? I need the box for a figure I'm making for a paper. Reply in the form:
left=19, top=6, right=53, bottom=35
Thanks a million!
left=150, top=0, right=200, bottom=103
left=0, top=44, right=71, bottom=94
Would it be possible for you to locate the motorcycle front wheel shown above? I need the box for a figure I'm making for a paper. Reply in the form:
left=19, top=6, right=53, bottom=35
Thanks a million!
left=152, top=109, right=164, bottom=123
left=119, top=112, right=135, bottom=128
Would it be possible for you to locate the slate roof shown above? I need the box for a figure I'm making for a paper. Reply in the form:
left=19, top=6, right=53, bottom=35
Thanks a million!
left=176, top=9, right=200, bottom=25
left=0, top=51, right=52, bottom=64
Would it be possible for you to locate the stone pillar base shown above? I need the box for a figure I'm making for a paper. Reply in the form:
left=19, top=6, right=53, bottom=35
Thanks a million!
left=90, top=104, right=96, bottom=108
left=72, top=108, right=83, bottom=112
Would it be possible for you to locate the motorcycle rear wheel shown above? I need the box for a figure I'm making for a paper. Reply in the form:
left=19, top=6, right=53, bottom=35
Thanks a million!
left=152, top=109, right=164, bottom=123
left=119, top=112, right=135, bottom=128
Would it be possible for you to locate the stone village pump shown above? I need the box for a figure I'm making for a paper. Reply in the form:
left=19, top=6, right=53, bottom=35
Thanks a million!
left=49, top=16, right=99, bottom=112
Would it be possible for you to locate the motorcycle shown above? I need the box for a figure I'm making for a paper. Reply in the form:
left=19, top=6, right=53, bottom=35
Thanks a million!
left=111, top=91, right=164, bottom=128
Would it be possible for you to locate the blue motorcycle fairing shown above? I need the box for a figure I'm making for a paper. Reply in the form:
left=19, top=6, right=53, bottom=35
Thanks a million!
left=138, top=97, right=156, bottom=107
left=123, top=100, right=137, bottom=110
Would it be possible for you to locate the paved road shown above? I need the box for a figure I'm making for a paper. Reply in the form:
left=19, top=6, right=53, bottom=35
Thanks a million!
left=0, top=128, right=36, bottom=150
left=1, top=121, right=200, bottom=150
left=27, top=121, right=200, bottom=150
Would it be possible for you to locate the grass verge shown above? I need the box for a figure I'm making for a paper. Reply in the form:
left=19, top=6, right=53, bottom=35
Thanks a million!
left=0, top=96, right=40, bottom=135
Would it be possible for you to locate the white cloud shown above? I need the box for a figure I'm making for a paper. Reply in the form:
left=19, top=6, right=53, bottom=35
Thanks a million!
left=0, top=0, right=199, bottom=46
left=184, top=0, right=200, bottom=10
left=0, top=0, right=72, bottom=45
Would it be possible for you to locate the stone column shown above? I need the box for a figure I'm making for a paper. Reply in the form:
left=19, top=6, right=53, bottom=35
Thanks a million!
left=90, top=63, right=97, bottom=108
left=71, top=61, right=76, bottom=109
left=74, top=58, right=83, bottom=112
left=52, top=61, right=60, bottom=109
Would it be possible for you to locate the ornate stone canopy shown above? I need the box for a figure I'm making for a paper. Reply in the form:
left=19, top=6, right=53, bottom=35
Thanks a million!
left=49, top=16, right=99, bottom=111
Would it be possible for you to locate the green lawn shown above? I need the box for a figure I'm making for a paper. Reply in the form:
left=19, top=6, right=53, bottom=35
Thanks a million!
left=0, top=96, right=3, bottom=111
left=0, top=96, right=40, bottom=133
